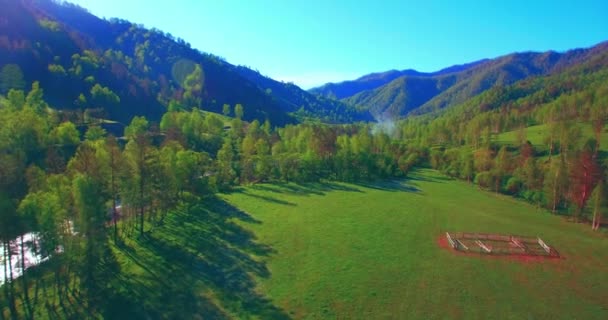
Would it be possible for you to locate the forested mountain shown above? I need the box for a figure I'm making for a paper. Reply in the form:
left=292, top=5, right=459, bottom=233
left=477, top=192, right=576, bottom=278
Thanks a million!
left=309, top=59, right=486, bottom=100
left=396, top=43, right=608, bottom=227
left=311, top=43, right=608, bottom=118
left=0, top=0, right=366, bottom=126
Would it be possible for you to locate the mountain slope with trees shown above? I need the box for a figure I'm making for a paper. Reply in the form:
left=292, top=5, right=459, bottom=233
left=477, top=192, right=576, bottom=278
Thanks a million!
left=396, top=46, right=608, bottom=226
left=0, top=0, right=366, bottom=126
left=309, top=60, right=486, bottom=100
left=311, top=43, right=608, bottom=118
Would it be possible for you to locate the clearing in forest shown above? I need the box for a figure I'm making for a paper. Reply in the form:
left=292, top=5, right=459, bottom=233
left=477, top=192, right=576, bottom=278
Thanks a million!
left=222, top=169, right=608, bottom=319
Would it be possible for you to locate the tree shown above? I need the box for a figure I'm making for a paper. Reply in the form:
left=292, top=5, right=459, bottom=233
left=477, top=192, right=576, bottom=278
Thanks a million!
left=182, top=64, right=204, bottom=108
left=544, top=156, right=569, bottom=214
left=222, top=104, right=231, bottom=117
left=0, top=193, right=19, bottom=318
left=0, top=64, right=25, bottom=94
left=590, top=102, right=606, bottom=155
left=474, top=148, right=494, bottom=172
left=51, top=121, right=81, bottom=145
left=7, top=89, right=25, bottom=110
left=590, top=177, right=606, bottom=231
left=216, top=138, right=237, bottom=189
left=75, top=93, right=87, bottom=108
left=124, top=116, right=149, bottom=139
left=106, top=136, right=123, bottom=241
left=254, top=138, right=271, bottom=181
left=569, top=146, right=601, bottom=222
left=72, top=174, right=112, bottom=312
left=235, top=103, right=244, bottom=120
left=493, top=146, right=510, bottom=192
left=460, top=150, right=475, bottom=183
left=521, top=157, right=543, bottom=191
left=474, top=171, right=494, bottom=189
left=91, top=84, right=120, bottom=106
left=85, top=125, right=107, bottom=141
left=25, top=81, right=48, bottom=114
left=543, top=104, right=560, bottom=159
left=124, top=118, right=152, bottom=236
left=68, top=142, right=104, bottom=182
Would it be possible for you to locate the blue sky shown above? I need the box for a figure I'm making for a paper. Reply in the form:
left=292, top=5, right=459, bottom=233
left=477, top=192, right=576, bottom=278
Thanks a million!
left=68, top=0, right=608, bottom=89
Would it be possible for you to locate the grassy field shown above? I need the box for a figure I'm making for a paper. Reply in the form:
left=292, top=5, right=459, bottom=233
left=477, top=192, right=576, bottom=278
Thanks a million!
left=221, top=169, right=608, bottom=319
left=10, top=169, right=608, bottom=319
left=495, top=123, right=608, bottom=152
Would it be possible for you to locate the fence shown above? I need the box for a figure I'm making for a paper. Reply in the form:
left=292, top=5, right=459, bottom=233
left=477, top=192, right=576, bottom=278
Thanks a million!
left=444, top=231, right=560, bottom=258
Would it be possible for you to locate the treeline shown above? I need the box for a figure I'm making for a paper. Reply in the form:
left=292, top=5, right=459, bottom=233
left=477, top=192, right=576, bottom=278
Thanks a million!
left=397, top=61, right=608, bottom=229
left=0, top=83, right=416, bottom=318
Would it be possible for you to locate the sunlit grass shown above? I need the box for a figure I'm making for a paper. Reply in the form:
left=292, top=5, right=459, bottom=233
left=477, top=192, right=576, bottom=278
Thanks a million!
left=223, top=169, right=608, bottom=319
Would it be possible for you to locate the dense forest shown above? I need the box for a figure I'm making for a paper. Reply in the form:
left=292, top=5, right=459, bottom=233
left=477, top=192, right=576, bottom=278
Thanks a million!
left=1, top=0, right=607, bottom=318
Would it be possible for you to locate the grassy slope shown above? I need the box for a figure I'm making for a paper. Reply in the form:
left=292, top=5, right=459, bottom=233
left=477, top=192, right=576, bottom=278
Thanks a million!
left=495, top=123, right=608, bottom=152
left=222, top=169, right=608, bottom=319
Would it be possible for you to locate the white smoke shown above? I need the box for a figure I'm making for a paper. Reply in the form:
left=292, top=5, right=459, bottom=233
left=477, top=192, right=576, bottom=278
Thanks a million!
left=371, top=113, right=397, bottom=137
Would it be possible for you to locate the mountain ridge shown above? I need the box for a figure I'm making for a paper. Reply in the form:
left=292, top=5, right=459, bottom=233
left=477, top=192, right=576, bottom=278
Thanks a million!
left=311, top=42, right=608, bottom=118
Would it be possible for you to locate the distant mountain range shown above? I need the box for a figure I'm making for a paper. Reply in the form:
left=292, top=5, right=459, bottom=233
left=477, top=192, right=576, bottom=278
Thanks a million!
left=310, top=42, right=608, bottom=118
left=0, top=0, right=370, bottom=125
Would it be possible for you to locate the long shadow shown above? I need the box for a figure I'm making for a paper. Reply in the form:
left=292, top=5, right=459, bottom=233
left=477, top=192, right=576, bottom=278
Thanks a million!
left=248, top=181, right=363, bottom=197
left=108, top=196, right=290, bottom=319
left=406, top=171, right=452, bottom=184
left=354, top=179, right=421, bottom=193
left=237, top=191, right=297, bottom=206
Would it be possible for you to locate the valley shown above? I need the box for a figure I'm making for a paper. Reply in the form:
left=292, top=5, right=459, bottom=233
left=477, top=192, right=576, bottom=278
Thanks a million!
left=1, top=0, right=607, bottom=319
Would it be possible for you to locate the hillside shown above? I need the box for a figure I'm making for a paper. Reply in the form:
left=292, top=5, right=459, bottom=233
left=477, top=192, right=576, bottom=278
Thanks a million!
left=0, top=0, right=365, bottom=125
left=393, top=44, right=608, bottom=221
left=311, top=43, right=608, bottom=118
left=309, top=59, right=485, bottom=100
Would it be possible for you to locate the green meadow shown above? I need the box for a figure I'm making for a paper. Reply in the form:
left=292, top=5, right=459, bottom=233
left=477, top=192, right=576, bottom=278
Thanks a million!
left=495, top=123, right=608, bottom=152
left=220, top=169, right=608, bottom=319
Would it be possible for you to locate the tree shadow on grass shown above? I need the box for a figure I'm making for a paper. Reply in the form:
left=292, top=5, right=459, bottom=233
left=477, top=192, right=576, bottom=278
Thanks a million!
left=104, top=196, right=290, bottom=319
left=354, top=179, right=422, bottom=193
left=248, top=181, right=363, bottom=197
left=405, top=171, right=452, bottom=184
left=235, top=190, right=297, bottom=206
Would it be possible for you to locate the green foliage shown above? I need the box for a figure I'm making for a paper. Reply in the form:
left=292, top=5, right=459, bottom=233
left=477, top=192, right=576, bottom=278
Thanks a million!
left=90, top=83, right=120, bottom=105
left=76, top=93, right=87, bottom=107
left=25, top=81, right=47, bottom=114
left=235, top=103, right=244, bottom=120
left=474, top=171, right=494, bottom=189
left=182, top=64, right=204, bottom=108
left=38, top=18, right=60, bottom=32
left=84, top=125, right=107, bottom=141
left=0, top=64, right=26, bottom=94
left=7, top=89, right=26, bottom=110
left=222, top=103, right=231, bottom=116
left=124, top=116, right=149, bottom=139
left=48, top=64, right=67, bottom=76
left=51, top=121, right=80, bottom=145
